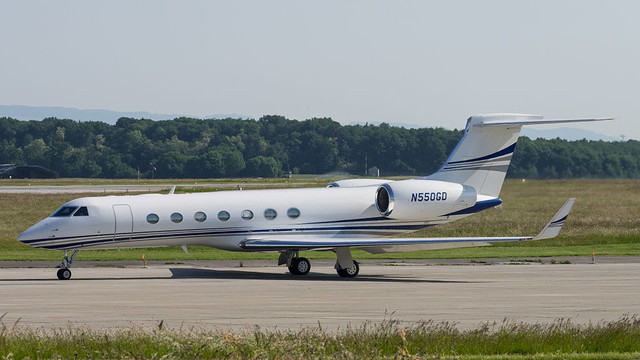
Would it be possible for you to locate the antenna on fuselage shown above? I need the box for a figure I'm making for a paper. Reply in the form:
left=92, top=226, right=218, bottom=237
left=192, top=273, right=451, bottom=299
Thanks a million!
left=168, top=185, right=176, bottom=195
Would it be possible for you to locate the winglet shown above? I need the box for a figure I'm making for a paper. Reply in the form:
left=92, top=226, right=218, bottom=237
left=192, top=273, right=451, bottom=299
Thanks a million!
left=533, top=198, right=575, bottom=240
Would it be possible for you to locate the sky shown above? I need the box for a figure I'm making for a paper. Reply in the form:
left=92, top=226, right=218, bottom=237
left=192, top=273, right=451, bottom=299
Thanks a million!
left=1, top=1, right=638, bottom=139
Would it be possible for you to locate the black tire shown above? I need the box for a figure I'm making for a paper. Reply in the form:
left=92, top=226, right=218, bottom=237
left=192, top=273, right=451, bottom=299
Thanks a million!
left=289, top=257, right=311, bottom=275
left=295, top=257, right=311, bottom=275
left=337, top=260, right=359, bottom=278
left=57, top=268, right=72, bottom=280
left=288, top=259, right=299, bottom=275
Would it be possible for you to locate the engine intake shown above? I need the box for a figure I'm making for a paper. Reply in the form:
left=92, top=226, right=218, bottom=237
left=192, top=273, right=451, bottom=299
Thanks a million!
left=375, top=184, right=394, bottom=216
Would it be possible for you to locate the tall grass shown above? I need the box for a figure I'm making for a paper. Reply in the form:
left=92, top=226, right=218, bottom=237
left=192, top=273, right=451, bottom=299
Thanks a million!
left=1, top=315, right=639, bottom=359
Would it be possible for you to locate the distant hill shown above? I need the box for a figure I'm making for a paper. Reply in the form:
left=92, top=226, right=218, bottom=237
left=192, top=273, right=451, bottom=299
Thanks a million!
left=0, top=105, right=247, bottom=124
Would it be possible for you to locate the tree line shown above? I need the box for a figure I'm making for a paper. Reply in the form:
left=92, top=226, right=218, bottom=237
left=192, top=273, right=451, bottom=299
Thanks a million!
left=0, top=116, right=638, bottom=179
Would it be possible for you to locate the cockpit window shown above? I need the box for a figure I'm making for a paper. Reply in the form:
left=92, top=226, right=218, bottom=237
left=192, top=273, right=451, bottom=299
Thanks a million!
left=52, top=206, right=78, bottom=217
left=73, top=206, right=89, bottom=217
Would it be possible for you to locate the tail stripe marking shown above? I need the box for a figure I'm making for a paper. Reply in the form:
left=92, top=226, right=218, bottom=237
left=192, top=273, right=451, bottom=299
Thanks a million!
left=439, top=143, right=516, bottom=173
left=447, top=143, right=516, bottom=165
left=548, top=215, right=568, bottom=228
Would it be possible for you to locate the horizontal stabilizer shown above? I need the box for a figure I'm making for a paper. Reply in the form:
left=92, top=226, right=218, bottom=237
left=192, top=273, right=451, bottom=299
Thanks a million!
left=476, top=117, right=613, bottom=127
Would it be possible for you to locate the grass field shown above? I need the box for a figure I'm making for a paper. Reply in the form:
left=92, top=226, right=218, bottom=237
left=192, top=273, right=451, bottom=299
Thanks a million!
left=0, top=179, right=638, bottom=262
left=1, top=316, right=639, bottom=359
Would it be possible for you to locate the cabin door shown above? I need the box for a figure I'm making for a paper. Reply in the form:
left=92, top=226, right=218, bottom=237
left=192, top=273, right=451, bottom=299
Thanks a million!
left=113, top=204, right=133, bottom=242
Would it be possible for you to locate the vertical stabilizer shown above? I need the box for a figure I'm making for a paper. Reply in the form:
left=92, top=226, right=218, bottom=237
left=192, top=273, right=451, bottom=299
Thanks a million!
left=424, top=113, right=611, bottom=197
left=424, top=113, right=537, bottom=197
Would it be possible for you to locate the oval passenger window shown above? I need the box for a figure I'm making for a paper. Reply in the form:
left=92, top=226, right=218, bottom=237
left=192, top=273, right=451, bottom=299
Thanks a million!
left=194, top=211, right=207, bottom=222
left=147, top=213, right=159, bottom=224
left=170, top=213, right=183, bottom=223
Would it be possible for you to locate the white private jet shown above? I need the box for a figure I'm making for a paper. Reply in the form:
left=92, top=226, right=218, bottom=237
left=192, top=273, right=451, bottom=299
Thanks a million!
left=18, top=113, right=610, bottom=280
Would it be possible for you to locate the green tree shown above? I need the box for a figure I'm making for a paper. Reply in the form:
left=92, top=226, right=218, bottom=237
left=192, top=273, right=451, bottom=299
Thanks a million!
left=23, top=138, right=49, bottom=166
left=245, top=156, right=282, bottom=178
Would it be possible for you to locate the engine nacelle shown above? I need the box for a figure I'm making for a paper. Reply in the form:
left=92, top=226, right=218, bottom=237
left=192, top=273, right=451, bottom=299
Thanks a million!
left=374, top=179, right=477, bottom=220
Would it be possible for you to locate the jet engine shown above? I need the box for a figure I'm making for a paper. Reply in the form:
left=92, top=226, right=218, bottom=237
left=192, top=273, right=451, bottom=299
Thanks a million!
left=374, top=179, right=477, bottom=220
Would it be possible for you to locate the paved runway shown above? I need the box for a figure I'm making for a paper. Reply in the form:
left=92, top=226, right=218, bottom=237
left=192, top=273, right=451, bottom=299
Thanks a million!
left=0, top=262, right=638, bottom=331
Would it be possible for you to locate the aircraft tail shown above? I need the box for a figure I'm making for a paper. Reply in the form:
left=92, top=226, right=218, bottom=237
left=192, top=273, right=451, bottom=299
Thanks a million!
left=424, top=113, right=611, bottom=197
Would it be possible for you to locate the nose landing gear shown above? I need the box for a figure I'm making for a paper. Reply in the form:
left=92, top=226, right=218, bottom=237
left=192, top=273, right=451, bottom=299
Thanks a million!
left=57, top=268, right=72, bottom=280
left=57, top=250, right=78, bottom=280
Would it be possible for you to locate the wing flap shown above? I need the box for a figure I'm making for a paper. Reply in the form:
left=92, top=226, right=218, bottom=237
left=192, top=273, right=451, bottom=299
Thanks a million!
left=360, top=241, right=492, bottom=254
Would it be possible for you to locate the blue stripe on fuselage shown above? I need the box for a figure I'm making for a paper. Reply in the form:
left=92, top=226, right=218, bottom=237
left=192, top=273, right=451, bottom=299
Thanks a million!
left=445, top=198, right=502, bottom=216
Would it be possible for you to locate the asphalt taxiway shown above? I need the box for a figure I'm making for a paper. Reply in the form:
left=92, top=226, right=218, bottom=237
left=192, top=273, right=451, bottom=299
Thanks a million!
left=0, top=260, right=638, bottom=331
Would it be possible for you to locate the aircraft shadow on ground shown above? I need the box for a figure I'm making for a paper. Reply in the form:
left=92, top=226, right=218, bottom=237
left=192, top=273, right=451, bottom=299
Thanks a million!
left=0, top=275, right=173, bottom=282
left=168, top=267, right=473, bottom=284
left=0, top=268, right=475, bottom=283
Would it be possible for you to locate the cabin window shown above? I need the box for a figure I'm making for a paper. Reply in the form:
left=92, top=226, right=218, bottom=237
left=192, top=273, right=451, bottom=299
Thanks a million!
left=217, top=211, right=230, bottom=221
left=264, top=208, right=277, bottom=220
left=170, top=212, right=183, bottom=223
left=147, top=213, right=159, bottom=224
left=194, top=211, right=207, bottom=222
left=287, top=207, right=300, bottom=219
left=241, top=210, right=254, bottom=220
left=52, top=206, right=78, bottom=217
left=73, top=206, right=89, bottom=216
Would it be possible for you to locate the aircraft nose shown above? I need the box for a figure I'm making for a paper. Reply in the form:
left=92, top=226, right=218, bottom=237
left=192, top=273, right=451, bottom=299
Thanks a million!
left=17, top=221, right=51, bottom=245
left=17, top=225, right=37, bottom=243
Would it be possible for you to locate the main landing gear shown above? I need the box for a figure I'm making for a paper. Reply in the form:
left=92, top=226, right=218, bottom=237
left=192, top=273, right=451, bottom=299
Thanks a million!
left=334, top=247, right=359, bottom=278
left=289, top=257, right=311, bottom=275
left=279, top=248, right=360, bottom=278
left=336, top=260, right=359, bottom=278
left=57, top=250, right=78, bottom=280
left=279, top=250, right=311, bottom=275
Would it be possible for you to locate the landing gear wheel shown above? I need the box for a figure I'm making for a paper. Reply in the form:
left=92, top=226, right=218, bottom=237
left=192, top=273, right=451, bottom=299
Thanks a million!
left=288, top=257, right=311, bottom=275
left=57, top=268, right=72, bottom=280
left=56, top=250, right=78, bottom=280
left=337, top=260, right=359, bottom=278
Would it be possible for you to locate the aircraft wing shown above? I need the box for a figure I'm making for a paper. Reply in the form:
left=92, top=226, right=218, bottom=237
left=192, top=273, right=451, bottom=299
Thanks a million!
left=239, top=198, right=575, bottom=253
